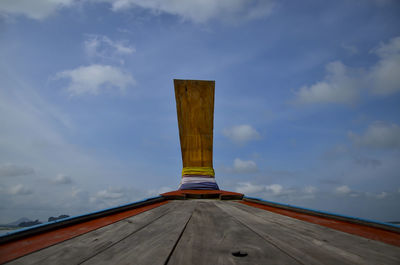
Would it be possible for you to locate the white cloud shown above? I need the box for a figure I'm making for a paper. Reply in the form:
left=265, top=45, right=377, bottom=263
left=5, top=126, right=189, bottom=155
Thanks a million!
left=0, top=75, right=146, bottom=222
left=295, top=36, right=400, bottom=104
left=0, top=0, right=75, bottom=20
left=55, top=64, right=135, bottom=95
left=9, top=184, right=33, bottom=195
left=234, top=182, right=395, bottom=202
left=235, top=182, right=264, bottom=194
left=147, top=186, right=173, bottom=196
left=223, top=125, right=260, bottom=145
left=304, top=185, right=317, bottom=194
left=84, top=35, right=135, bottom=63
left=265, top=184, right=283, bottom=195
left=233, top=158, right=258, bottom=173
left=100, top=0, right=275, bottom=23
left=235, top=182, right=312, bottom=198
left=294, top=61, right=360, bottom=104
left=298, top=185, right=317, bottom=199
left=0, top=0, right=275, bottom=23
left=234, top=182, right=289, bottom=197
left=369, top=36, right=400, bottom=95
left=0, top=163, right=34, bottom=177
left=335, top=185, right=351, bottom=194
left=341, top=43, right=359, bottom=55
left=376, top=191, right=387, bottom=199
left=94, top=188, right=124, bottom=200
left=88, top=187, right=147, bottom=209
left=71, top=187, right=84, bottom=198
left=348, top=122, right=400, bottom=150
left=89, top=187, right=126, bottom=206
left=53, top=174, right=72, bottom=184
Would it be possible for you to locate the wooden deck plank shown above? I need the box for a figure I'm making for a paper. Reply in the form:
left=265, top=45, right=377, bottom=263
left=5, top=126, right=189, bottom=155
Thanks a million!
left=5, top=200, right=400, bottom=265
left=167, top=200, right=301, bottom=265
left=241, top=199, right=400, bottom=246
left=7, top=201, right=178, bottom=265
left=232, top=201, right=400, bottom=264
left=0, top=199, right=168, bottom=264
left=216, top=201, right=400, bottom=265
left=79, top=200, right=196, bottom=265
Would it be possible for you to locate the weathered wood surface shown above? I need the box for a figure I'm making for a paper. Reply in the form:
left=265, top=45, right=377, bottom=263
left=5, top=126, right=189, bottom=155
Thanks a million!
left=243, top=198, right=400, bottom=234
left=80, top=200, right=195, bottom=265
left=232, top=201, right=400, bottom=263
left=167, top=201, right=301, bottom=265
left=174, top=79, right=215, bottom=168
left=7, top=201, right=180, bottom=265
left=82, top=202, right=195, bottom=265
left=0, top=196, right=166, bottom=246
left=215, top=201, right=400, bottom=265
left=7, top=200, right=400, bottom=265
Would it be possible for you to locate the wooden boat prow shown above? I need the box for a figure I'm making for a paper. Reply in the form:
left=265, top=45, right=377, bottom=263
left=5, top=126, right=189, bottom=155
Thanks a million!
left=1, top=80, right=399, bottom=264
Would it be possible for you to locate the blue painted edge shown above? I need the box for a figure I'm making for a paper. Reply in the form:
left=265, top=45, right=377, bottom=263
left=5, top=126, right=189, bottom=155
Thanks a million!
left=0, top=195, right=162, bottom=238
left=244, top=196, right=400, bottom=229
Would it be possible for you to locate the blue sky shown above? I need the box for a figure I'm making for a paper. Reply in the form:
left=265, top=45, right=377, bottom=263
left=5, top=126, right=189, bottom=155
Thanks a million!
left=0, top=0, right=399, bottom=223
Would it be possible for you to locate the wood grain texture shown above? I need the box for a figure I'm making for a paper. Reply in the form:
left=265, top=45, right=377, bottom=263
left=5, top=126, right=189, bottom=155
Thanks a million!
left=215, top=201, right=400, bottom=265
left=79, top=200, right=196, bottom=265
left=241, top=200, right=400, bottom=247
left=6, top=200, right=400, bottom=265
left=232, top=202, right=400, bottom=264
left=1, top=199, right=168, bottom=264
left=0, top=197, right=166, bottom=245
left=243, top=198, right=400, bottom=235
left=7, top=201, right=178, bottom=265
left=174, top=79, right=214, bottom=168
left=167, top=200, right=301, bottom=265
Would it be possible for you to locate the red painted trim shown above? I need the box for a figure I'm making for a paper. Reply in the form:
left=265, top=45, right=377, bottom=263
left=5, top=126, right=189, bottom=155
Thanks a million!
left=161, top=189, right=243, bottom=198
left=240, top=201, right=400, bottom=247
left=0, top=200, right=168, bottom=264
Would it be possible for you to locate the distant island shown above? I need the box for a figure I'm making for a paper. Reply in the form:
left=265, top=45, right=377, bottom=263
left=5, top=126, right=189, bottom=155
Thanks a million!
left=18, top=219, right=42, bottom=227
left=48, top=214, right=70, bottom=222
left=0, top=214, right=70, bottom=230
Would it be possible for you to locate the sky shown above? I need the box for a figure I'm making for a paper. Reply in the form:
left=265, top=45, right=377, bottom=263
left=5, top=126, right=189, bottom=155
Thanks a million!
left=0, top=0, right=399, bottom=224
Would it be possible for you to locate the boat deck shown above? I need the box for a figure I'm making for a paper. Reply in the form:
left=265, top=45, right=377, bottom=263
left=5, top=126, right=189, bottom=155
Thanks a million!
left=4, top=200, right=400, bottom=265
